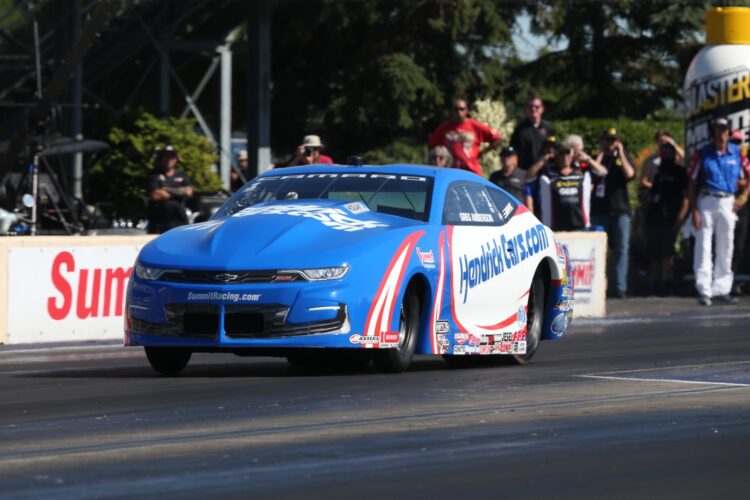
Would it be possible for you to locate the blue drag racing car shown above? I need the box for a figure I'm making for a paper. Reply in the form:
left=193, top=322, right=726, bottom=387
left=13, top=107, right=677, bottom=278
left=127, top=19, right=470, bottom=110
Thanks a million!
left=125, top=164, right=573, bottom=374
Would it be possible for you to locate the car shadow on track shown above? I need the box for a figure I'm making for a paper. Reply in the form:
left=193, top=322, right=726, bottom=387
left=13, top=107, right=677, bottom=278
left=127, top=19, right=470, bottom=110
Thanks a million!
left=17, top=354, right=526, bottom=379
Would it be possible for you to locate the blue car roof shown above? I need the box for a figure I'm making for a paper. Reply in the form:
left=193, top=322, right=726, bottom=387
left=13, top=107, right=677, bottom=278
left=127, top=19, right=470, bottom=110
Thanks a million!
left=261, top=164, right=489, bottom=184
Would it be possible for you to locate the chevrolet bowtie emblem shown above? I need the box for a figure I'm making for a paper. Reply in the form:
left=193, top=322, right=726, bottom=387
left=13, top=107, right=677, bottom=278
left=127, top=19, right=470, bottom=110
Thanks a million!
left=214, top=273, right=240, bottom=282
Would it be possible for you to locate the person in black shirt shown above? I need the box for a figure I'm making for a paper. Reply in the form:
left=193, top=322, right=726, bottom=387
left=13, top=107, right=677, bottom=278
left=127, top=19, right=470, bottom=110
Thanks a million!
left=591, top=127, right=636, bottom=299
left=510, top=94, right=555, bottom=171
left=489, top=146, right=525, bottom=201
left=538, top=141, right=591, bottom=231
left=146, top=146, right=194, bottom=234
left=523, top=135, right=558, bottom=215
left=645, top=143, right=689, bottom=295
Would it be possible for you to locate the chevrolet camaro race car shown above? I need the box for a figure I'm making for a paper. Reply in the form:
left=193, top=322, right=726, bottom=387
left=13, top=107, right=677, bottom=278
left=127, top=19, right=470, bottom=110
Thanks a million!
left=125, top=164, right=573, bottom=374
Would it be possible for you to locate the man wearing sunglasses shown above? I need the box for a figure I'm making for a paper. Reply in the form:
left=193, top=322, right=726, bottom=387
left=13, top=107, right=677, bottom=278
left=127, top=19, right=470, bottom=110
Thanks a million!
left=510, top=94, right=556, bottom=172
left=428, top=98, right=502, bottom=176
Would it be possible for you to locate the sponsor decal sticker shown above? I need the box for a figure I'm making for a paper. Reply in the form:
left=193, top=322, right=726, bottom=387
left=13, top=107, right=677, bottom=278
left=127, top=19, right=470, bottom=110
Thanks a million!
left=497, top=341, right=512, bottom=354
left=344, top=202, right=370, bottom=214
left=459, top=213, right=494, bottom=223
left=551, top=313, right=566, bottom=337
left=511, top=340, right=527, bottom=354
left=233, top=204, right=387, bottom=232
left=437, top=334, right=450, bottom=354
left=186, top=291, right=261, bottom=302
left=452, top=344, right=480, bottom=355
left=458, top=223, right=550, bottom=303
left=351, top=335, right=380, bottom=345
left=380, top=331, right=400, bottom=345
left=501, top=202, right=513, bottom=220
left=516, top=306, right=527, bottom=327
left=436, top=320, right=450, bottom=334
left=416, top=247, right=436, bottom=268
left=555, top=241, right=566, bottom=263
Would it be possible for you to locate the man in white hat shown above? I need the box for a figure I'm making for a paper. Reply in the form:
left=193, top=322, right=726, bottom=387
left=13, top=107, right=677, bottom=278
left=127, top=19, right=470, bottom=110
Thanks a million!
left=287, top=135, right=334, bottom=166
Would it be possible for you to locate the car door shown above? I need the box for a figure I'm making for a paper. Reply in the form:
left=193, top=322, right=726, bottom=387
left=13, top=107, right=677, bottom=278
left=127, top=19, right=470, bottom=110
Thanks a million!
left=444, top=181, right=534, bottom=336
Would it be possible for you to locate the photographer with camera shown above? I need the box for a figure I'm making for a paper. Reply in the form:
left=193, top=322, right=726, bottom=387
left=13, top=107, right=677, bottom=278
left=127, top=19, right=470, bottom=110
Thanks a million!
left=285, top=135, right=334, bottom=166
left=591, top=127, right=636, bottom=299
left=146, top=146, right=194, bottom=234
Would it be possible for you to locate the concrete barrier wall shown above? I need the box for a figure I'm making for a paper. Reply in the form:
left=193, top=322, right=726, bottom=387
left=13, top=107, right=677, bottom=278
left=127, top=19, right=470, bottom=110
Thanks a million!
left=558, top=231, right=608, bottom=318
left=0, top=236, right=154, bottom=344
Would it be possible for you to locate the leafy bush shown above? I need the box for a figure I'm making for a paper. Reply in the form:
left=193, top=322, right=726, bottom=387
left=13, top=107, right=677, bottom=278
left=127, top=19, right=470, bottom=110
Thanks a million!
left=88, top=112, right=222, bottom=220
left=554, top=118, right=684, bottom=168
left=470, top=98, right=515, bottom=176
left=363, top=138, right=428, bottom=165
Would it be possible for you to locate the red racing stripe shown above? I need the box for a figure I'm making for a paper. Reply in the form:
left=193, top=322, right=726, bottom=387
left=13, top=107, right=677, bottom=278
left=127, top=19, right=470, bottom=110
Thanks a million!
left=363, top=230, right=426, bottom=345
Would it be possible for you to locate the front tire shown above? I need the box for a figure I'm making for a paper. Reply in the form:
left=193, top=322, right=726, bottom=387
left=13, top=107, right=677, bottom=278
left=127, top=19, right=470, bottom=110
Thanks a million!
left=512, top=272, right=545, bottom=364
left=373, top=288, right=419, bottom=373
left=144, top=346, right=192, bottom=375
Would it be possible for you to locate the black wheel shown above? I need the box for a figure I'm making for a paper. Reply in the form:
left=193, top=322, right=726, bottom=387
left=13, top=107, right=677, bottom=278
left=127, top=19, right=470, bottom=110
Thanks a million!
left=144, top=346, right=192, bottom=375
left=512, top=272, right=545, bottom=364
left=373, top=288, right=419, bottom=373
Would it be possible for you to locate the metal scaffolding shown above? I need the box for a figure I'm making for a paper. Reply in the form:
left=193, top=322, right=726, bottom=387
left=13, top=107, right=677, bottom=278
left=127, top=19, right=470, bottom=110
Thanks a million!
left=0, top=0, right=273, bottom=192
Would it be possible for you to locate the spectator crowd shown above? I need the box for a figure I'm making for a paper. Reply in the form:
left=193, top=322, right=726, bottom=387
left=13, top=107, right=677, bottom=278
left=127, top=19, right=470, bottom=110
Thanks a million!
left=426, top=94, right=750, bottom=304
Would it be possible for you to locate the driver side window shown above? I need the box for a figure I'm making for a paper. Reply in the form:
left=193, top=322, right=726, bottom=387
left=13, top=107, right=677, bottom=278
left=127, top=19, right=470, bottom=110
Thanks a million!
left=442, top=182, right=503, bottom=226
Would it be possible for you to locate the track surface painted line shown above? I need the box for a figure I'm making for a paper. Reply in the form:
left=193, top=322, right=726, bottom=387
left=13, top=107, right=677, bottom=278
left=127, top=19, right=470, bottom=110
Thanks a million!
left=579, top=360, right=750, bottom=387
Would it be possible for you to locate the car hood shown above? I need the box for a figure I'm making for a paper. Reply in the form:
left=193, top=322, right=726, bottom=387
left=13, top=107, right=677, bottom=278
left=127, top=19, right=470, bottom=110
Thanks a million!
left=139, top=200, right=422, bottom=269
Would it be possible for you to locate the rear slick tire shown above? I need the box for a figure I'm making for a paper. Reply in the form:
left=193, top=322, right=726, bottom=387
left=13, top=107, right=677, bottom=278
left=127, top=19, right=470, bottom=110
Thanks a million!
left=373, top=289, right=419, bottom=373
left=144, top=346, right=192, bottom=375
left=512, top=272, right=545, bottom=364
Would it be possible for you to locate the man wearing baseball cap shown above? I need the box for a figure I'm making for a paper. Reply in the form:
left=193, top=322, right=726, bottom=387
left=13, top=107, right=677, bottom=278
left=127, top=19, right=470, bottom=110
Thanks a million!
left=688, top=117, right=750, bottom=305
left=591, top=127, right=636, bottom=299
left=489, top=146, right=525, bottom=201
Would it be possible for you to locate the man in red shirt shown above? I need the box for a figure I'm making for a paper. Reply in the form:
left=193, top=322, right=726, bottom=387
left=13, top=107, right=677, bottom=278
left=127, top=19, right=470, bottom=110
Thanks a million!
left=428, top=98, right=502, bottom=176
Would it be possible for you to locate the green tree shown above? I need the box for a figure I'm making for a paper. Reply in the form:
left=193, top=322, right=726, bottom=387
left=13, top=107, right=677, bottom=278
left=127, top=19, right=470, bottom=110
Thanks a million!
left=516, top=0, right=709, bottom=119
left=88, top=112, right=222, bottom=220
left=270, top=0, right=521, bottom=162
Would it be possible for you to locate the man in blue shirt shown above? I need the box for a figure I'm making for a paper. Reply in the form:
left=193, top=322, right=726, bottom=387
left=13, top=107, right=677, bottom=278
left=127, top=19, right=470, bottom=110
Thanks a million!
left=688, top=117, right=750, bottom=306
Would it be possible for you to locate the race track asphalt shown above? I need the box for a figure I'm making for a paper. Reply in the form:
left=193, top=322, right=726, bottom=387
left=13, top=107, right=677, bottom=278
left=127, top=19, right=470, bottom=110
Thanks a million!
left=1, top=297, right=749, bottom=499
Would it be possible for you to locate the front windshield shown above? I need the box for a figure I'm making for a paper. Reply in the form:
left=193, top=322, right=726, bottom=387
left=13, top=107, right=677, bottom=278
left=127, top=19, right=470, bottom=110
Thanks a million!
left=214, top=172, right=434, bottom=221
